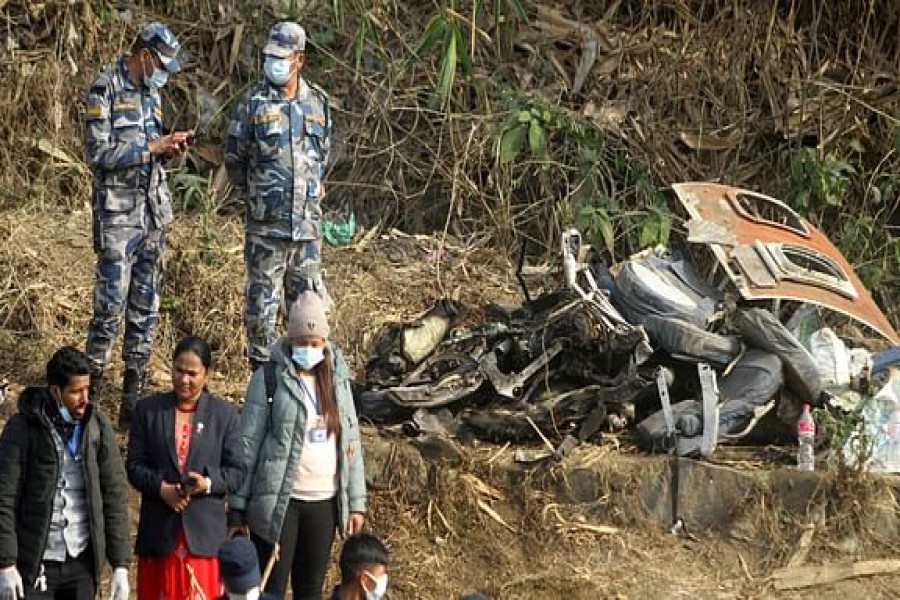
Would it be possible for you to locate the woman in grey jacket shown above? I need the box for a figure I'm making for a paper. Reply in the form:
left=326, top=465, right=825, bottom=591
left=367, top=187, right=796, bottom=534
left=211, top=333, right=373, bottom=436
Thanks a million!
left=229, top=291, right=366, bottom=600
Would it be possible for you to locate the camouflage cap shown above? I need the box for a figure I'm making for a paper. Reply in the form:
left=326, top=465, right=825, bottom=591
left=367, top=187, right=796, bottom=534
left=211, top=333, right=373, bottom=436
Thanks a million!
left=263, top=22, right=306, bottom=57
left=139, top=22, right=181, bottom=73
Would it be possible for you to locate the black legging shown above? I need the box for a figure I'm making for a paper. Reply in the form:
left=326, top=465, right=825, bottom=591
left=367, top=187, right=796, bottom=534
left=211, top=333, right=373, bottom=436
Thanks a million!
left=252, top=497, right=338, bottom=600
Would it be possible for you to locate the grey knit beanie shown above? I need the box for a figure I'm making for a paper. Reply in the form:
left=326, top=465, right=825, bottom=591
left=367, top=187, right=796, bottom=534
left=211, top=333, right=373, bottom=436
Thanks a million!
left=288, top=291, right=331, bottom=339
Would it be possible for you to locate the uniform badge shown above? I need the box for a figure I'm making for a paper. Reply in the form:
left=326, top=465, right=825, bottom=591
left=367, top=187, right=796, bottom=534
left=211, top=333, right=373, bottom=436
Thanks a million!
left=85, top=105, right=105, bottom=120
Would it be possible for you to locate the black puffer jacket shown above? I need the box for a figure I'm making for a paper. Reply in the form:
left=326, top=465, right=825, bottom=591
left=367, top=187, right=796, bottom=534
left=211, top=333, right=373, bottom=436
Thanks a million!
left=0, top=387, right=132, bottom=586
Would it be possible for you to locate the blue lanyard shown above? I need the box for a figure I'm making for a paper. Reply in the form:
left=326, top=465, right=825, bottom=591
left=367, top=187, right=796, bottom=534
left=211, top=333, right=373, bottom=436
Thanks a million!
left=297, top=378, right=321, bottom=416
left=66, top=424, right=83, bottom=458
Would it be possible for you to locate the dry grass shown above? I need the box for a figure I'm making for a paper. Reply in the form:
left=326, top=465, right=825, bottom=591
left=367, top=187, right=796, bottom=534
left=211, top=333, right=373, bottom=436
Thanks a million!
left=0, top=208, right=521, bottom=401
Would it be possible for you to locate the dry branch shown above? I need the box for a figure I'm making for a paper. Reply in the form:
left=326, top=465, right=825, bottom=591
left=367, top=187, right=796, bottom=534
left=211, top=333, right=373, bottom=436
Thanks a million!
left=770, top=560, right=900, bottom=590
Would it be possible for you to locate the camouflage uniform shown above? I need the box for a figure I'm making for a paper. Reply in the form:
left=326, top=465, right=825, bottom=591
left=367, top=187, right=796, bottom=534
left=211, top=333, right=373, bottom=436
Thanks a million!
left=83, top=23, right=180, bottom=421
left=224, top=22, right=333, bottom=365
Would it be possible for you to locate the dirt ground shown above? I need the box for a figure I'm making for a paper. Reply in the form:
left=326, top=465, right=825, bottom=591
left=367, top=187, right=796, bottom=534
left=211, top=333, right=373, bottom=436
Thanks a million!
left=1, top=208, right=899, bottom=599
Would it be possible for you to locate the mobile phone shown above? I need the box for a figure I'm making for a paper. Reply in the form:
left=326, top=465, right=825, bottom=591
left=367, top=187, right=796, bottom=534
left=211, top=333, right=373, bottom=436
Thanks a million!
left=179, top=473, right=201, bottom=496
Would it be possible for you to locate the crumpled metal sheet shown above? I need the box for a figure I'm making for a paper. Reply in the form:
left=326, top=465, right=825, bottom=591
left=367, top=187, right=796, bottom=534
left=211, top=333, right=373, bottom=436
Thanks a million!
left=672, top=182, right=899, bottom=345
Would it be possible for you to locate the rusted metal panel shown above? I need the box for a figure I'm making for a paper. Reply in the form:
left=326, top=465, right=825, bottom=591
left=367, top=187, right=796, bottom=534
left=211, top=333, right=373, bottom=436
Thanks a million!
left=672, top=182, right=899, bottom=345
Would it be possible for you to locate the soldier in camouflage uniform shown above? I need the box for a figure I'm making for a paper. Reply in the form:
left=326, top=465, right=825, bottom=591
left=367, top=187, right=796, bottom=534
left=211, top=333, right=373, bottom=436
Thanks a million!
left=224, top=21, right=333, bottom=371
left=83, top=22, right=194, bottom=428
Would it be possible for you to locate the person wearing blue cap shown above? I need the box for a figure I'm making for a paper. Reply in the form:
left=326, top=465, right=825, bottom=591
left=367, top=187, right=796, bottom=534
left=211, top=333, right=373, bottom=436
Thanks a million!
left=83, top=21, right=196, bottom=430
left=217, top=537, right=279, bottom=600
left=224, top=21, right=335, bottom=374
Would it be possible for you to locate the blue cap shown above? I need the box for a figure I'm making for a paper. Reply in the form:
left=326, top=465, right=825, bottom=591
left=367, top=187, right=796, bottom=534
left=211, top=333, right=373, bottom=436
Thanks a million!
left=263, top=22, right=306, bottom=57
left=218, top=537, right=260, bottom=594
left=139, top=22, right=181, bottom=73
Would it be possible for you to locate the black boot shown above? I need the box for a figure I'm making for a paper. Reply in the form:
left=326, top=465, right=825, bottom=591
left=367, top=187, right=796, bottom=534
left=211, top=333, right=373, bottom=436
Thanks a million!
left=119, top=365, right=145, bottom=430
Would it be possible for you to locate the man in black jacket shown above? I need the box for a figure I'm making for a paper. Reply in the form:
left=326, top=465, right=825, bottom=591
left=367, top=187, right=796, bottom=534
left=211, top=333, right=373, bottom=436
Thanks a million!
left=0, top=346, right=132, bottom=600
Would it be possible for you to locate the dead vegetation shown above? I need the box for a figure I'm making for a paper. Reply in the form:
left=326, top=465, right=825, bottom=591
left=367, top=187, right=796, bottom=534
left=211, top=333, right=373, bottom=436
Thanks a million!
left=0, top=0, right=896, bottom=322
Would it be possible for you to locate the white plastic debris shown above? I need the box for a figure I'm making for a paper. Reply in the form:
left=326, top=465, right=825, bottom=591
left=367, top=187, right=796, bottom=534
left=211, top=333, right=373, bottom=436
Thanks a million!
left=844, top=368, right=900, bottom=473
left=809, top=328, right=851, bottom=387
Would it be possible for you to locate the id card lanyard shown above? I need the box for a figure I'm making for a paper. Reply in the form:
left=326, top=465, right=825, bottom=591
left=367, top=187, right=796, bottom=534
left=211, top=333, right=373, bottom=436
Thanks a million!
left=298, top=377, right=329, bottom=445
left=297, top=378, right=322, bottom=417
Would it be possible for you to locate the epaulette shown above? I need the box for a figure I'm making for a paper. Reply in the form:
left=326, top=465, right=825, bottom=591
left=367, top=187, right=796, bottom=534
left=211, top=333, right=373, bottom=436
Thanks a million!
left=88, top=66, right=117, bottom=93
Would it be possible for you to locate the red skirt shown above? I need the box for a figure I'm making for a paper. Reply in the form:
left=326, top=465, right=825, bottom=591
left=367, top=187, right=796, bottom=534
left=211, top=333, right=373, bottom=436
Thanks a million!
left=138, top=529, right=223, bottom=600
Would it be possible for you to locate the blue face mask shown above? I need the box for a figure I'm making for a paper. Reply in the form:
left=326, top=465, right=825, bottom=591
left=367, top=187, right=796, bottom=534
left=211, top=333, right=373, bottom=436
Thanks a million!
left=58, top=404, right=77, bottom=424
left=292, top=346, right=324, bottom=371
left=142, top=50, right=169, bottom=89
left=264, top=56, right=293, bottom=85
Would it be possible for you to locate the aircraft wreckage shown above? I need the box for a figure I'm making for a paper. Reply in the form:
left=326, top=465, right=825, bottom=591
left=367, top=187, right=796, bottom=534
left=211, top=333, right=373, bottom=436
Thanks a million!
left=358, top=183, right=900, bottom=460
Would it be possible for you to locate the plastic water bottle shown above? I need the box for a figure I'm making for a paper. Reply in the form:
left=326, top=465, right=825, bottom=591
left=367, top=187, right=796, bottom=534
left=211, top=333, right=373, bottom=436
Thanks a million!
left=797, top=404, right=815, bottom=471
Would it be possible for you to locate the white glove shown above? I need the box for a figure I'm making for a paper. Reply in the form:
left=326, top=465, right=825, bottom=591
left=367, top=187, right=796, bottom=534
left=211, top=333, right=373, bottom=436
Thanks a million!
left=109, top=567, right=129, bottom=600
left=0, top=566, right=23, bottom=600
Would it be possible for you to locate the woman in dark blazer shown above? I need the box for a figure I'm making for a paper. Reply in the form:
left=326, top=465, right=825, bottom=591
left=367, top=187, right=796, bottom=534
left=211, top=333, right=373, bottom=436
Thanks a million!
left=126, top=336, right=245, bottom=600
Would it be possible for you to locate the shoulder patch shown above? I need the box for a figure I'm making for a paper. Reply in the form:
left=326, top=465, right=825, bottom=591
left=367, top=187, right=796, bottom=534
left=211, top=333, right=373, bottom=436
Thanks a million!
left=85, top=104, right=106, bottom=120
left=89, top=71, right=113, bottom=92
left=252, top=110, right=281, bottom=125
left=305, top=112, right=326, bottom=126
left=112, top=101, right=139, bottom=112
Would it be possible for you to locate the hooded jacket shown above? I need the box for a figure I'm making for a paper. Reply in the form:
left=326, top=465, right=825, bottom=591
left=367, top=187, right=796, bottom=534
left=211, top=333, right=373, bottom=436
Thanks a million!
left=0, top=387, right=131, bottom=586
left=230, top=339, right=366, bottom=543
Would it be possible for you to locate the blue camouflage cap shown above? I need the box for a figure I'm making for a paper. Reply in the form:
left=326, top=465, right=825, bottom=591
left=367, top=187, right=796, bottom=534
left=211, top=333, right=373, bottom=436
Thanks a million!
left=263, top=22, right=306, bottom=57
left=139, top=22, right=181, bottom=73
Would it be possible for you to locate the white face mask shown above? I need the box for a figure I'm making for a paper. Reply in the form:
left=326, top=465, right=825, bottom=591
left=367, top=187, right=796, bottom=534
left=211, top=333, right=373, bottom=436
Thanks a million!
left=364, top=572, right=388, bottom=600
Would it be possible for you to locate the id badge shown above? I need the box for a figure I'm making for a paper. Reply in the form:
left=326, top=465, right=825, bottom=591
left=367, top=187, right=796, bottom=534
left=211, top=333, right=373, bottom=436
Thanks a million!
left=309, top=418, right=328, bottom=443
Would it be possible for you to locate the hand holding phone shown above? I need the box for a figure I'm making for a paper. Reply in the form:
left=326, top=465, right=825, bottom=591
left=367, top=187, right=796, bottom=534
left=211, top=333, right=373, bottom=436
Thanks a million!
left=179, top=473, right=201, bottom=497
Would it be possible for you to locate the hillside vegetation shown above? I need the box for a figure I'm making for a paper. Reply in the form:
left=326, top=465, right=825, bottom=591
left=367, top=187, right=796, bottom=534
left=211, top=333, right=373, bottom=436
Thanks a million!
left=0, top=0, right=896, bottom=357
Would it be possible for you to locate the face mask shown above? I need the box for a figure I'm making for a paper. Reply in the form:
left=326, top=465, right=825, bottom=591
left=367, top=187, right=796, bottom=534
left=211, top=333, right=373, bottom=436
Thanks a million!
left=140, top=50, right=169, bottom=89
left=364, top=573, right=388, bottom=600
left=292, top=346, right=324, bottom=370
left=51, top=388, right=78, bottom=424
left=58, top=404, right=77, bottom=424
left=264, top=56, right=293, bottom=85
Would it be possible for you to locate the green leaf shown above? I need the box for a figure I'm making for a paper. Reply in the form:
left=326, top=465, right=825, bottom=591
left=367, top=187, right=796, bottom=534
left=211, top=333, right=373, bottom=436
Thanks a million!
left=639, top=219, right=657, bottom=248
left=415, top=14, right=448, bottom=59
left=528, top=120, right=545, bottom=154
left=506, top=0, right=527, bottom=19
left=595, top=208, right=615, bottom=257
left=657, top=209, right=672, bottom=245
left=436, top=28, right=458, bottom=105
left=499, top=124, right=527, bottom=164
left=332, top=0, right=345, bottom=28
left=870, top=186, right=882, bottom=206
left=353, top=18, right=370, bottom=73
left=517, top=110, right=531, bottom=123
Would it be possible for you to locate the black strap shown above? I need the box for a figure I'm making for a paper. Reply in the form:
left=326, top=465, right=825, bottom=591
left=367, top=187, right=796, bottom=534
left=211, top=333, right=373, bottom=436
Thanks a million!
left=263, top=361, right=276, bottom=430
left=263, top=361, right=277, bottom=402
